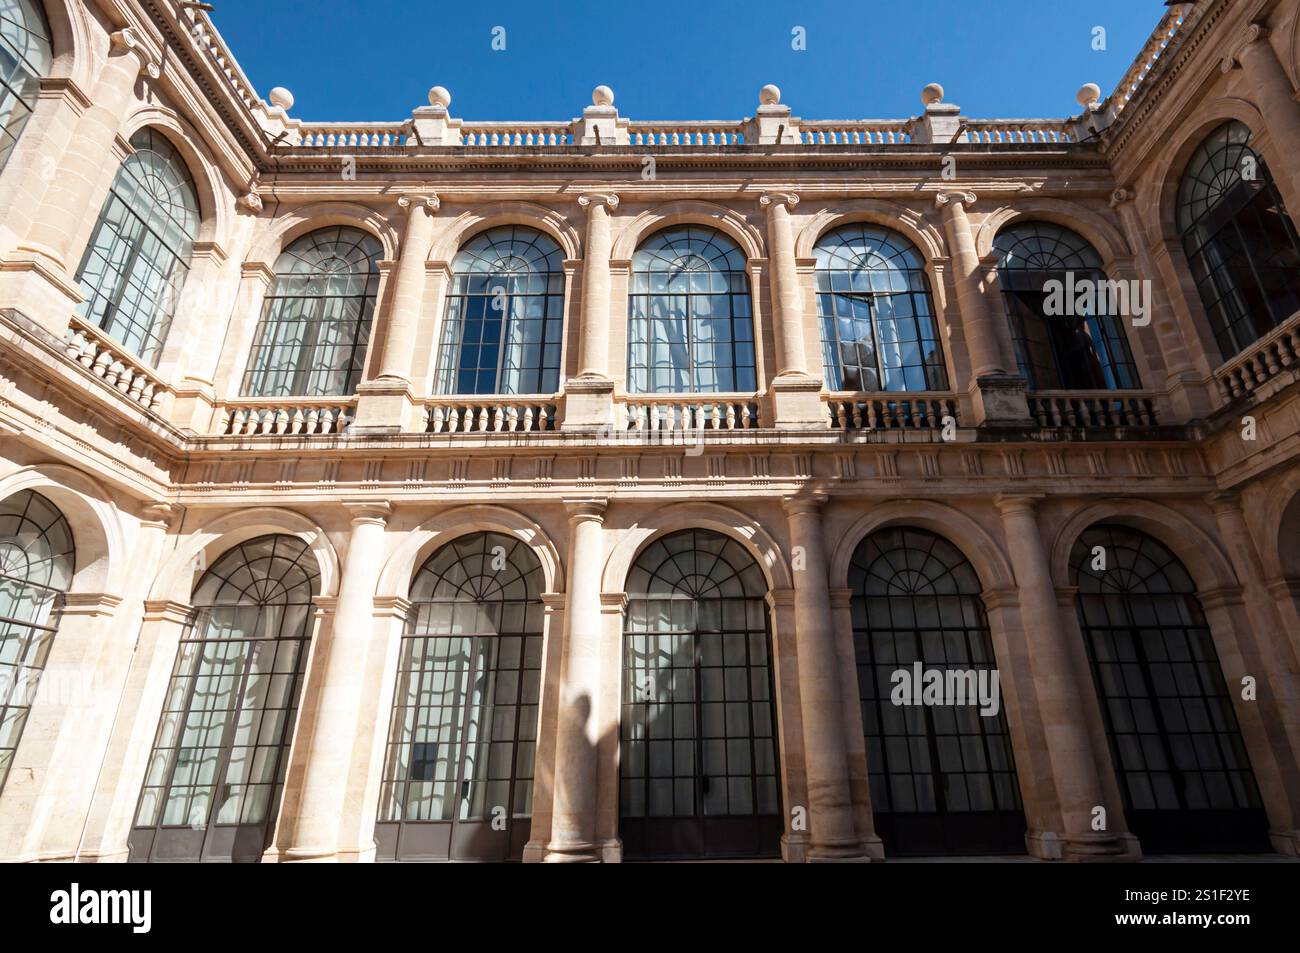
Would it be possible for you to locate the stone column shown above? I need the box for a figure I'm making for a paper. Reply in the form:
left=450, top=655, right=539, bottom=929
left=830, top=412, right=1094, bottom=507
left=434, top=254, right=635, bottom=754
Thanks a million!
left=1230, top=24, right=1300, bottom=217
left=761, top=192, right=825, bottom=429
left=783, top=496, right=866, bottom=859
left=995, top=494, right=1125, bottom=859
left=830, top=587, right=883, bottom=858
left=284, top=502, right=389, bottom=861
left=545, top=498, right=607, bottom=861
left=565, top=195, right=618, bottom=431
left=936, top=192, right=1028, bottom=427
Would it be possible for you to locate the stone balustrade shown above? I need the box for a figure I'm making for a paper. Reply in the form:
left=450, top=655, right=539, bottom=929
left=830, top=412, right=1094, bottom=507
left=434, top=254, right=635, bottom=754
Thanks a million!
left=825, top=393, right=960, bottom=431
left=422, top=397, right=559, bottom=434
left=296, top=124, right=410, bottom=148
left=1027, top=392, right=1161, bottom=428
left=216, top=400, right=355, bottom=436
left=619, top=396, right=762, bottom=432
left=460, top=123, right=575, bottom=147
left=63, top=317, right=170, bottom=415
left=799, top=121, right=913, bottom=144
left=960, top=120, right=1076, bottom=143
left=1215, top=320, right=1300, bottom=404
left=627, top=122, right=747, bottom=146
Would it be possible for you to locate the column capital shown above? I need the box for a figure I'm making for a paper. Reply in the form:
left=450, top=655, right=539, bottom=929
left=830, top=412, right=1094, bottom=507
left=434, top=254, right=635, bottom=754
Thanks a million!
left=577, top=192, right=619, bottom=211
left=1109, top=187, right=1137, bottom=209
left=1204, top=489, right=1242, bottom=512
left=342, top=500, right=391, bottom=525
left=142, top=598, right=194, bottom=624
left=398, top=193, right=440, bottom=214
left=1054, top=585, right=1080, bottom=608
left=980, top=587, right=1019, bottom=611
left=994, top=492, right=1044, bottom=516
left=109, top=28, right=162, bottom=79
left=1198, top=585, right=1246, bottom=611
left=829, top=586, right=854, bottom=610
left=62, top=592, right=125, bottom=618
left=240, top=261, right=276, bottom=285
left=782, top=493, right=828, bottom=517
left=1222, top=23, right=1272, bottom=72
left=564, top=497, right=608, bottom=521
left=600, top=591, right=629, bottom=613
left=935, top=190, right=977, bottom=212
left=765, top=588, right=796, bottom=610
left=541, top=592, right=567, bottom=610
left=138, top=501, right=175, bottom=530
left=759, top=191, right=800, bottom=210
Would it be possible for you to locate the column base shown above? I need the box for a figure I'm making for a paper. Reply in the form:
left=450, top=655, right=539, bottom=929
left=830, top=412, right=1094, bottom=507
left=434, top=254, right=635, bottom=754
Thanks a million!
left=1026, top=828, right=1137, bottom=862
left=971, top=373, right=1031, bottom=428
left=542, top=840, right=602, bottom=862
left=351, top=377, right=421, bottom=433
left=781, top=831, right=811, bottom=863
left=561, top=375, right=615, bottom=432
left=770, top=373, right=827, bottom=430
left=1268, top=828, right=1300, bottom=857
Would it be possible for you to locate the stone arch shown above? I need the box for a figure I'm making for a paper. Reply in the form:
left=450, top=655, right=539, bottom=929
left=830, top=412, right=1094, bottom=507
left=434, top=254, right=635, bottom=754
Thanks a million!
left=244, top=202, right=399, bottom=268
left=0, top=463, right=123, bottom=594
left=148, top=507, right=341, bottom=604
left=1146, top=97, right=1269, bottom=241
left=1259, top=467, right=1300, bottom=580
left=974, top=198, right=1132, bottom=266
left=377, top=505, right=565, bottom=599
left=795, top=200, right=946, bottom=263
left=38, top=0, right=91, bottom=86
left=830, top=500, right=1015, bottom=593
left=601, top=501, right=792, bottom=594
left=116, top=109, right=231, bottom=247
left=610, top=200, right=764, bottom=262
left=428, top=202, right=581, bottom=262
left=1047, top=498, right=1240, bottom=594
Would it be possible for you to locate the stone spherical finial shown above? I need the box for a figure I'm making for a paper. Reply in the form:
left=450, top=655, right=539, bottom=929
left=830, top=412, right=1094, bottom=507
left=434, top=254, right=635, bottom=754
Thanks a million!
left=759, top=84, right=781, bottom=106
left=592, top=85, right=614, bottom=107
left=429, top=85, right=451, bottom=108
left=268, top=86, right=294, bottom=111
left=1076, top=83, right=1102, bottom=108
left=921, top=83, right=944, bottom=106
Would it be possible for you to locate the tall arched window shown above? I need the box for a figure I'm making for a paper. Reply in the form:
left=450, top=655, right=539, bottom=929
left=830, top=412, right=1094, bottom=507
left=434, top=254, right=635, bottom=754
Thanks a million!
left=994, top=222, right=1139, bottom=390
left=0, top=490, right=73, bottom=794
left=435, top=226, right=564, bottom=395
left=849, top=527, right=1024, bottom=856
left=815, top=224, right=948, bottom=392
left=0, top=0, right=53, bottom=170
left=74, top=128, right=200, bottom=365
left=620, top=529, right=780, bottom=860
left=628, top=226, right=756, bottom=394
left=376, top=532, right=543, bottom=862
left=1178, top=121, right=1300, bottom=360
left=241, top=227, right=382, bottom=397
left=131, top=535, right=319, bottom=863
left=1072, top=525, right=1268, bottom=853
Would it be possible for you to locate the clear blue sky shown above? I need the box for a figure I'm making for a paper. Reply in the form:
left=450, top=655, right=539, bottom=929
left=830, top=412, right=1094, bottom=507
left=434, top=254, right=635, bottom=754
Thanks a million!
left=209, top=0, right=1170, bottom=123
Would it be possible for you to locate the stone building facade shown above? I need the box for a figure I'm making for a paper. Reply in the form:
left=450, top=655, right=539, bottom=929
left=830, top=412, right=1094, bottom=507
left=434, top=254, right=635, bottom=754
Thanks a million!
left=0, top=0, right=1298, bottom=863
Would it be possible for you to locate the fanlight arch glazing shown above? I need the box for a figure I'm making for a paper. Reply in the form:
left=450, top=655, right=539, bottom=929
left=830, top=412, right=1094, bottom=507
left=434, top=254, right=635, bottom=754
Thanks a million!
left=1176, top=121, right=1300, bottom=360
left=0, top=489, right=74, bottom=794
left=814, top=224, right=949, bottom=392
left=241, top=227, right=383, bottom=397
left=435, top=226, right=565, bottom=396
left=993, top=222, right=1139, bottom=390
left=131, top=534, right=320, bottom=863
left=74, top=128, right=201, bottom=365
left=0, top=0, right=52, bottom=170
left=628, top=226, right=756, bottom=394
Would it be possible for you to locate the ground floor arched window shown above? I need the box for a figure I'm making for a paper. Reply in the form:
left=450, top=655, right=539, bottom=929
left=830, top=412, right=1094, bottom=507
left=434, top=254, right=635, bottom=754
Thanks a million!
left=375, top=532, right=543, bottom=861
left=130, top=535, right=319, bottom=863
left=1072, top=525, right=1269, bottom=853
left=619, top=528, right=781, bottom=860
left=849, top=527, right=1025, bottom=856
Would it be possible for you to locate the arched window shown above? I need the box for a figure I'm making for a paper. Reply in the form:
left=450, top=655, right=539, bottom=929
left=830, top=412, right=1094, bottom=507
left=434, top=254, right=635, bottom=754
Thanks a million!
left=241, top=227, right=382, bottom=398
left=994, top=222, right=1139, bottom=390
left=1177, top=121, right=1300, bottom=360
left=74, top=129, right=200, bottom=365
left=628, top=226, right=756, bottom=394
left=0, top=490, right=73, bottom=794
left=0, top=0, right=52, bottom=170
left=377, top=532, right=544, bottom=862
left=131, top=535, right=319, bottom=863
left=815, top=224, right=948, bottom=391
left=620, top=529, right=780, bottom=860
left=849, top=527, right=1024, bottom=856
left=435, top=226, right=564, bottom=395
left=1071, top=526, right=1268, bottom=853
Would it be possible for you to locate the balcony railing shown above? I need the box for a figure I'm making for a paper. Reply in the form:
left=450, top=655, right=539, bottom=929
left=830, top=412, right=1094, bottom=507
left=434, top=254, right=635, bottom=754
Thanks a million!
left=215, top=399, right=356, bottom=436
left=1027, top=391, right=1161, bottom=428
left=618, top=395, right=762, bottom=431
left=63, top=316, right=170, bottom=415
left=460, top=122, right=575, bottom=147
left=825, top=393, right=960, bottom=431
left=1214, top=320, right=1300, bottom=404
left=422, top=397, right=559, bottom=434
left=959, top=120, right=1075, bottom=144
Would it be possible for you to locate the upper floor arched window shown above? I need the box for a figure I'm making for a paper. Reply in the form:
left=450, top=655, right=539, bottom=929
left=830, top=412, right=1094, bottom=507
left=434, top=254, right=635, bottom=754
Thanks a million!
left=0, top=489, right=74, bottom=795
left=74, top=128, right=200, bottom=365
left=814, top=224, right=948, bottom=392
left=994, top=222, right=1139, bottom=390
left=628, top=226, right=756, bottom=394
left=1177, top=121, right=1300, bottom=361
left=0, top=0, right=53, bottom=170
left=241, top=227, right=383, bottom=398
left=434, top=226, right=564, bottom=395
